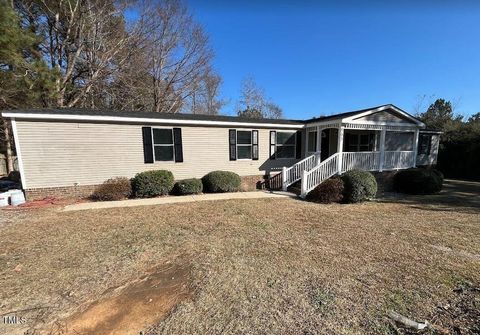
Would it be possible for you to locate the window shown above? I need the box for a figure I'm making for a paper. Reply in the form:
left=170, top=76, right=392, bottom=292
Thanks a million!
left=276, top=132, right=296, bottom=158
left=229, top=129, right=258, bottom=160
left=153, top=128, right=174, bottom=161
left=345, top=132, right=376, bottom=152
left=418, top=134, right=432, bottom=155
left=307, top=130, right=317, bottom=153
left=385, top=131, right=414, bottom=151
left=237, top=130, right=252, bottom=159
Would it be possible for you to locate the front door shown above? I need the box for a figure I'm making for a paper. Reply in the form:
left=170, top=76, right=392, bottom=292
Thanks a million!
left=321, top=129, right=330, bottom=161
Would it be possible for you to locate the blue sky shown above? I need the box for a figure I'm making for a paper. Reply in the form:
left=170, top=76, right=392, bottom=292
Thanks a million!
left=186, top=0, right=480, bottom=119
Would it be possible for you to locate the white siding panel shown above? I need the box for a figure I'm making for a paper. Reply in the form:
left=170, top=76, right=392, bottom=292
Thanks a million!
left=16, top=120, right=299, bottom=188
left=353, top=110, right=416, bottom=124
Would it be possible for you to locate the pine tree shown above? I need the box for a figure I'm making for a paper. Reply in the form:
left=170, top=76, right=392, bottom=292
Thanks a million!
left=0, top=0, right=57, bottom=173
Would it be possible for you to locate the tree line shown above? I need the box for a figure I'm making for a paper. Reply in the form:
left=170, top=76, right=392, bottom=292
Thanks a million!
left=0, top=0, right=226, bottom=113
left=417, top=99, right=480, bottom=181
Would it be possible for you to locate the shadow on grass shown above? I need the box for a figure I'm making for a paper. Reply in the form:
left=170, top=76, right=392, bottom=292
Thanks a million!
left=379, top=179, right=480, bottom=215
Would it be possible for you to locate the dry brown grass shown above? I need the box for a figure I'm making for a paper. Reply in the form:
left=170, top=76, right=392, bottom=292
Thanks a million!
left=0, top=180, right=479, bottom=334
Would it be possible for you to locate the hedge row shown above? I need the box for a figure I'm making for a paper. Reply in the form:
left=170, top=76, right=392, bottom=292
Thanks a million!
left=306, top=167, right=444, bottom=204
left=393, top=168, right=443, bottom=194
left=92, top=170, right=242, bottom=201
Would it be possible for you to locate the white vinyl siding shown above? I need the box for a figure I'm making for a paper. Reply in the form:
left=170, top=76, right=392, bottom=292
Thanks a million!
left=15, top=121, right=299, bottom=189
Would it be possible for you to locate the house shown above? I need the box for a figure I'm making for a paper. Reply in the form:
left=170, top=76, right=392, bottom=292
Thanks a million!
left=1, top=104, right=440, bottom=200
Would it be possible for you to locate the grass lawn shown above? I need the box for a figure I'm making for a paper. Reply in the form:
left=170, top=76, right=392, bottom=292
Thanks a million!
left=0, top=180, right=479, bottom=335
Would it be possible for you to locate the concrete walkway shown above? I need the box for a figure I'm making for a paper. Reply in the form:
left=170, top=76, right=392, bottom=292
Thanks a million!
left=63, top=191, right=296, bottom=212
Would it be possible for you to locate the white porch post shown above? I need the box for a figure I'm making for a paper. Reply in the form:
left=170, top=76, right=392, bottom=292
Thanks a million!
left=412, top=129, right=420, bottom=167
left=282, top=166, right=287, bottom=191
left=316, top=126, right=322, bottom=164
left=300, top=169, right=308, bottom=198
left=379, top=129, right=386, bottom=172
left=337, top=125, right=344, bottom=173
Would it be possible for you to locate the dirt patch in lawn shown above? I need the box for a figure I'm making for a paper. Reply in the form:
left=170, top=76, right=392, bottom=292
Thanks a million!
left=48, top=262, right=191, bottom=335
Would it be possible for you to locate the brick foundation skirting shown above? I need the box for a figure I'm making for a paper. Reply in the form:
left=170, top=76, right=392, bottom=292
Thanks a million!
left=25, top=185, right=99, bottom=200
left=240, top=175, right=265, bottom=192
left=25, top=174, right=267, bottom=200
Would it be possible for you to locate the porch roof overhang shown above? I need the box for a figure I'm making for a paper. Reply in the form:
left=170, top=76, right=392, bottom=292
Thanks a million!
left=304, top=104, right=425, bottom=131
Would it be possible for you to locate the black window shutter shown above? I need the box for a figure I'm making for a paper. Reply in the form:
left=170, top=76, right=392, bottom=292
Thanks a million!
left=173, top=128, right=183, bottom=162
left=252, top=130, right=259, bottom=160
left=142, top=127, right=154, bottom=164
left=269, top=131, right=276, bottom=159
left=229, top=129, right=237, bottom=161
left=295, top=130, right=302, bottom=159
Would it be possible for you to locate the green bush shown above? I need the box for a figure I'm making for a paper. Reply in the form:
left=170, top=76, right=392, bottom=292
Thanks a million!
left=307, top=176, right=344, bottom=204
left=92, top=177, right=132, bottom=201
left=173, top=178, right=203, bottom=195
left=202, top=171, right=241, bottom=193
left=132, top=170, right=174, bottom=198
left=341, top=169, right=377, bottom=203
left=394, top=168, right=444, bottom=194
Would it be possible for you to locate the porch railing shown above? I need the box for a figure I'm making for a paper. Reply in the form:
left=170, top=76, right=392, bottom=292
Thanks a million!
left=300, top=150, right=416, bottom=197
left=341, top=151, right=381, bottom=172
left=281, top=153, right=320, bottom=190
left=301, top=153, right=339, bottom=196
left=383, top=151, right=415, bottom=170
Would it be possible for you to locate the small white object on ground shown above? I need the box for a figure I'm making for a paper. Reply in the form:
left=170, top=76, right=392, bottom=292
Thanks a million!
left=0, top=192, right=9, bottom=207
left=388, top=310, right=429, bottom=330
left=9, top=189, right=26, bottom=206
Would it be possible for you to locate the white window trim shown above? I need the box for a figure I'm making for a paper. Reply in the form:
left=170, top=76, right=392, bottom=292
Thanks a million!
left=236, top=130, right=253, bottom=160
left=275, top=131, right=296, bottom=159
left=152, top=128, right=175, bottom=162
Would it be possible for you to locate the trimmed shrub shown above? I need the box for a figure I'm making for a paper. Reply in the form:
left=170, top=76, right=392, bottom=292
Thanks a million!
left=394, top=168, right=444, bottom=194
left=92, top=177, right=132, bottom=201
left=202, top=171, right=241, bottom=193
left=132, top=170, right=174, bottom=198
left=341, top=169, right=378, bottom=203
left=306, top=176, right=344, bottom=204
left=173, top=178, right=203, bottom=195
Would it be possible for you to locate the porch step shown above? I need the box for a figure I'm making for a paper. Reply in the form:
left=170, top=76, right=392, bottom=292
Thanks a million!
left=287, top=180, right=301, bottom=196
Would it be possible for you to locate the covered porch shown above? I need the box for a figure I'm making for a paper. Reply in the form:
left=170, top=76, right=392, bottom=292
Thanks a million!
left=274, top=105, right=429, bottom=197
left=304, top=125, right=419, bottom=172
left=303, top=105, right=423, bottom=173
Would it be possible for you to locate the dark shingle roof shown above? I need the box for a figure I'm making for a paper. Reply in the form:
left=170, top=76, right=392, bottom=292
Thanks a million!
left=2, top=103, right=422, bottom=125
left=1, top=108, right=304, bottom=125
left=303, top=104, right=416, bottom=123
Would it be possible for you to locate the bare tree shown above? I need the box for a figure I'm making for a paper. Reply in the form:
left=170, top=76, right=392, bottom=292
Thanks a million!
left=9, top=0, right=222, bottom=113
left=189, top=69, right=226, bottom=114
left=15, top=0, right=135, bottom=108
left=134, top=0, right=213, bottom=113
left=237, top=77, right=283, bottom=119
left=1, top=119, right=14, bottom=173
